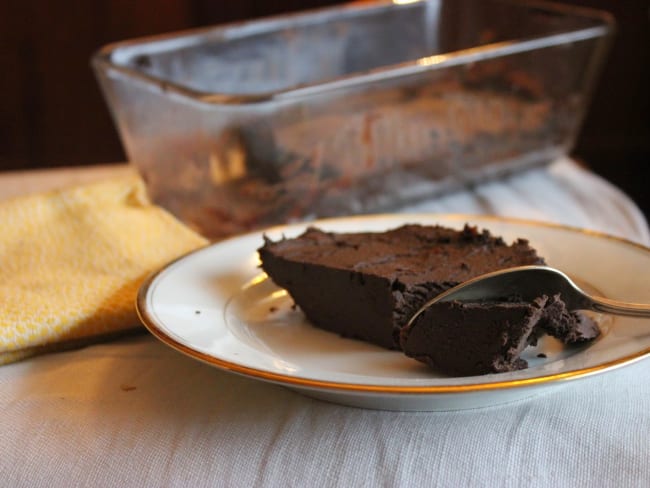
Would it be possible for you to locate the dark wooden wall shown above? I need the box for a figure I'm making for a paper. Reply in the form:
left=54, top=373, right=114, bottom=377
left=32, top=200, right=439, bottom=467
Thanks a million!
left=2, top=0, right=648, bottom=218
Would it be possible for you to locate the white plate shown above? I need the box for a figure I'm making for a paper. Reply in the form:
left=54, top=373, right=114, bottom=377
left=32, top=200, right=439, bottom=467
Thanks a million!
left=136, top=214, right=650, bottom=411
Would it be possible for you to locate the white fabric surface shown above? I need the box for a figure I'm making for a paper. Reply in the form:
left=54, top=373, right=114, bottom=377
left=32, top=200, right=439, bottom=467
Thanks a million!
left=401, top=157, right=650, bottom=246
left=1, top=158, right=649, bottom=487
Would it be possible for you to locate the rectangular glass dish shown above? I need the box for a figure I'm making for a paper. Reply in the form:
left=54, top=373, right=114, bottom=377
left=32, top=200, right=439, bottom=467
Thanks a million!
left=93, top=0, right=614, bottom=239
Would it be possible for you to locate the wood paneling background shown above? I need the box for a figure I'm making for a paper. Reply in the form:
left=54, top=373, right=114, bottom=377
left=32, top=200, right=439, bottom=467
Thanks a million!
left=1, top=0, right=648, bottom=218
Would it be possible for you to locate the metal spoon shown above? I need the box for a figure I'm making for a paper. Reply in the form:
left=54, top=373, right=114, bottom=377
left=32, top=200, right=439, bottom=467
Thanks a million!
left=409, top=265, right=650, bottom=326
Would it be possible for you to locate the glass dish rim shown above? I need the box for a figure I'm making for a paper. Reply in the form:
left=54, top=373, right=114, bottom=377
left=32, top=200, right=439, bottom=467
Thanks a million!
left=91, top=0, right=615, bottom=106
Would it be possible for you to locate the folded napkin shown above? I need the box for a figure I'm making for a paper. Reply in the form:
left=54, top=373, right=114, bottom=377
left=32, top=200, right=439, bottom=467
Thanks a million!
left=0, top=175, right=208, bottom=364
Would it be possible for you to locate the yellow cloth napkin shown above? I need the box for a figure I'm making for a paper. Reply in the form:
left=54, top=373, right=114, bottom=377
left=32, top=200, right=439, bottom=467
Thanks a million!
left=0, top=175, right=208, bottom=364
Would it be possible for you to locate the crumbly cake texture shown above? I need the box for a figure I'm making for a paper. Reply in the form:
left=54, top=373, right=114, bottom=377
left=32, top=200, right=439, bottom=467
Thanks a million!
left=258, top=223, right=545, bottom=350
left=533, top=294, right=601, bottom=344
left=399, top=294, right=600, bottom=376
left=400, top=297, right=549, bottom=376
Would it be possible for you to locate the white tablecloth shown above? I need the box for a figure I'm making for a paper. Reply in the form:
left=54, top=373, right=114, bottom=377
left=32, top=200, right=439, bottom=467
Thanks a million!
left=1, top=158, right=649, bottom=487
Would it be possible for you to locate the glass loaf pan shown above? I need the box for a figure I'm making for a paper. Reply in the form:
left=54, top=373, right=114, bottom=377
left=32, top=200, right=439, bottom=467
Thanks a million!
left=93, top=0, right=614, bottom=239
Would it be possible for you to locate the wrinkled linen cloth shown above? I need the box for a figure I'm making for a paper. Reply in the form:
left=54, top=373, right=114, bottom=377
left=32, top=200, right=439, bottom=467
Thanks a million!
left=1, top=157, right=648, bottom=487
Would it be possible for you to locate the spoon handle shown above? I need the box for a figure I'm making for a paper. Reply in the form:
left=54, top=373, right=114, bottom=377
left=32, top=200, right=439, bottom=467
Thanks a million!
left=588, top=296, right=650, bottom=318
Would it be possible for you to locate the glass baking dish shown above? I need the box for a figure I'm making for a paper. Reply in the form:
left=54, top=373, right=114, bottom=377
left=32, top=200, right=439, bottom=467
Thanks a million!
left=93, top=0, right=614, bottom=239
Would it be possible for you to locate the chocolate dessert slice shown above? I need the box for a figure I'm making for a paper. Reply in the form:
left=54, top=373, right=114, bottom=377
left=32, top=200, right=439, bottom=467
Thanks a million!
left=258, top=223, right=545, bottom=349
left=399, top=297, right=549, bottom=376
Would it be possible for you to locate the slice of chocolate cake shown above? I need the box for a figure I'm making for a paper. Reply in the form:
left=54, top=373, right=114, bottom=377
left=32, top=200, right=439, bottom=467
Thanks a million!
left=258, top=223, right=545, bottom=349
left=399, top=297, right=550, bottom=376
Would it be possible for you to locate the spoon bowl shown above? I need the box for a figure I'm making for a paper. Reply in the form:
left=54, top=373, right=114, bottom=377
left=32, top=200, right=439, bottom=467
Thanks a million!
left=409, top=265, right=650, bottom=327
